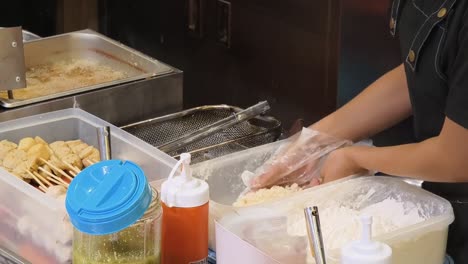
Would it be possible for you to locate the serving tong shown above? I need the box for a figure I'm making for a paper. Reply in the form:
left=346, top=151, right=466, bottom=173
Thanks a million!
left=304, top=206, right=327, bottom=264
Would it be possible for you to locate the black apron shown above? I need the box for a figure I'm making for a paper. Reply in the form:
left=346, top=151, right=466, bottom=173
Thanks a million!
left=390, top=0, right=468, bottom=263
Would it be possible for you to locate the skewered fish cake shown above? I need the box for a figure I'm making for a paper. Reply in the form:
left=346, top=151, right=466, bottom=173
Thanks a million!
left=49, top=141, right=72, bottom=157
left=27, top=144, right=51, bottom=166
left=34, top=136, right=48, bottom=145
left=0, top=140, right=18, bottom=166
left=18, top=138, right=36, bottom=151
left=87, top=149, right=100, bottom=162
left=61, top=153, right=83, bottom=170
left=78, top=145, right=94, bottom=160
left=1, top=137, right=100, bottom=188
left=39, top=164, right=52, bottom=178
left=3, top=149, right=28, bottom=171
left=3, top=149, right=34, bottom=180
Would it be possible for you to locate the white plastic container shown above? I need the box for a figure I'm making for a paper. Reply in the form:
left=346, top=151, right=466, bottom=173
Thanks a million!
left=0, top=108, right=177, bottom=264
left=215, top=176, right=454, bottom=264
left=192, top=140, right=287, bottom=249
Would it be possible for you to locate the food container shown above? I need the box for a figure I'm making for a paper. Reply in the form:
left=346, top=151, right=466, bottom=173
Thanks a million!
left=192, top=138, right=374, bottom=249
left=215, top=176, right=455, bottom=264
left=0, top=29, right=174, bottom=108
left=68, top=161, right=162, bottom=264
left=192, top=140, right=287, bottom=249
left=0, top=108, right=176, bottom=263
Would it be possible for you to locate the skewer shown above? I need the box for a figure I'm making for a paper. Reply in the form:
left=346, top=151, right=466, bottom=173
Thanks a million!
left=47, top=174, right=69, bottom=187
left=86, top=158, right=96, bottom=164
left=69, top=170, right=77, bottom=177
left=83, top=158, right=96, bottom=167
left=38, top=166, right=58, bottom=178
left=62, top=160, right=81, bottom=174
left=47, top=175, right=69, bottom=187
left=38, top=167, right=69, bottom=187
left=39, top=185, right=47, bottom=192
left=25, top=170, right=47, bottom=190
left=40, top=158, right=74, bottom=182
left=33, top=171, right=53, bottom=187
left=47, top=176, right=68, bottom=188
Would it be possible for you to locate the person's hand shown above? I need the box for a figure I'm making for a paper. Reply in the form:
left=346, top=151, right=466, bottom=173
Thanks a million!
left=249, top=128, right=352, bottom=190
left=320, top=147, right=368, bottom=183
left=250, top=158, right=320, bottom=189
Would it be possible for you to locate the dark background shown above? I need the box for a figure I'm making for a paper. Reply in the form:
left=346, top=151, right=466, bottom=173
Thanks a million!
left=1, top=0, right=412, bottom=145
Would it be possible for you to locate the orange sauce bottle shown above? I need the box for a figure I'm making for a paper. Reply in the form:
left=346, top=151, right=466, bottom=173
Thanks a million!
left=161, top=153, right=209, bottom=264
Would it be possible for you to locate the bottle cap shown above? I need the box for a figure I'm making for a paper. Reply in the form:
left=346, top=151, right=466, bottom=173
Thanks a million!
left=341, top=215, right=392, bottom=264
left=65, top=160, right=152, bottom=235
left=161, top=153, right=209, bottom=208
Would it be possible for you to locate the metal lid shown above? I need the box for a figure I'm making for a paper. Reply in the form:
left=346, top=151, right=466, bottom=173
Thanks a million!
left=65, top=160, right=152, bottom=235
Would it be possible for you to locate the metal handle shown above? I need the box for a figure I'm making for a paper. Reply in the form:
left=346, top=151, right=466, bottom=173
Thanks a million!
left=217, top=0, right=231, bottom=48
left=97, top=126, right=112, bottom=161
left=188, top=0, right=204, bottom=37
left=304, top=206, right=327, bottom=264
left=158, top=101, right=270, bottom=153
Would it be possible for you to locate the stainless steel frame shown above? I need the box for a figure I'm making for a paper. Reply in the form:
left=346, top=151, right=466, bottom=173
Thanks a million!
left=0, top=71, right=183, bottom=126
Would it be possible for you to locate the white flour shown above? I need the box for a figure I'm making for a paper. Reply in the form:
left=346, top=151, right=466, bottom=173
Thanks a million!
left=287, top=196, right=424, bottom=251
left=233, top=183, right=302, bottom=207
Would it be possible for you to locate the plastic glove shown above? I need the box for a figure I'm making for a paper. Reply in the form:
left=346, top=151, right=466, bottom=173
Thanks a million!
left=248, top=127, right=352, bottom=190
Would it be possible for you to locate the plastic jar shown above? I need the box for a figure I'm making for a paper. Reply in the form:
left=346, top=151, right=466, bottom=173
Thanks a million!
left=66, top=160, right=162, bottom=264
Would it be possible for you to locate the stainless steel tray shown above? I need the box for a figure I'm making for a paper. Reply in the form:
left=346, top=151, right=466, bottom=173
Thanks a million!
left=121, top=105, right=282, bottom=163
left=0, top=29, right=173, bottom=108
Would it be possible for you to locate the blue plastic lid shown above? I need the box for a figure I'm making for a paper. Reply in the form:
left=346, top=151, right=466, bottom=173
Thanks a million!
left=65, top=160, right=152, bottom=235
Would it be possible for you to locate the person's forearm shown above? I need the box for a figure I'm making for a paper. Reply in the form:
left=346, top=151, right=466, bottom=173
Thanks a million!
left=312, top=64, right=412, bottom=142
left=346, top=139, right=465, bottom=182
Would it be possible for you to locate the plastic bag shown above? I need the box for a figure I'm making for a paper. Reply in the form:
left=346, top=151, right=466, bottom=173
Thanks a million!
left=247, top=127, right=352, bottom=190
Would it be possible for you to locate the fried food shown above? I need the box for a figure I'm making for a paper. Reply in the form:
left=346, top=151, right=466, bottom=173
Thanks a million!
left=0, top=140, right=18, bottom=166
left=27, top=144, right=51, bottom=166
left=18, top=138, right=36, bottom=151
left=1, top=137, right=100, bottom=187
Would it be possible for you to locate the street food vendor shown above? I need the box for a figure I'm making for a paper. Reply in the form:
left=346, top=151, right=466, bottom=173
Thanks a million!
left=252, top=0, right=468, bottom=262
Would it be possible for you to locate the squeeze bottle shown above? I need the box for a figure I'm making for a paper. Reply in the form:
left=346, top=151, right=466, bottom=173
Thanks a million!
left=341, top=215, right=392, bottom=264
left=161, top=153, right=209, bottom=264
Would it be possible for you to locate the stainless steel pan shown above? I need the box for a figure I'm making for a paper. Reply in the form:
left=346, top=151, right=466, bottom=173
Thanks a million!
left=0, top=29, right=173, bottom=108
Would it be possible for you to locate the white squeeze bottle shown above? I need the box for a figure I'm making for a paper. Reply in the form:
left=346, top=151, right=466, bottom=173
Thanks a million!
left=341, top=215, right=392, bottom=264
left=160, top=153, right=210, bottom=264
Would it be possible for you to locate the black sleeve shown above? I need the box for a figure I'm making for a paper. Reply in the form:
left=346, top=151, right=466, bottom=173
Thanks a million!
left=446, top=12, right=468, bottom=128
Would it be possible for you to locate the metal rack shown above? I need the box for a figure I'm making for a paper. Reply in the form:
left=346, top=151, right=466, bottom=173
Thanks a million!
left=121, top=105, right=282, bottom=163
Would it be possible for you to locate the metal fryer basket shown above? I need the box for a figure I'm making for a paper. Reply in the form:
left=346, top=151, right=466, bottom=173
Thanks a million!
left=121, top=105, right=282, bottom=163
